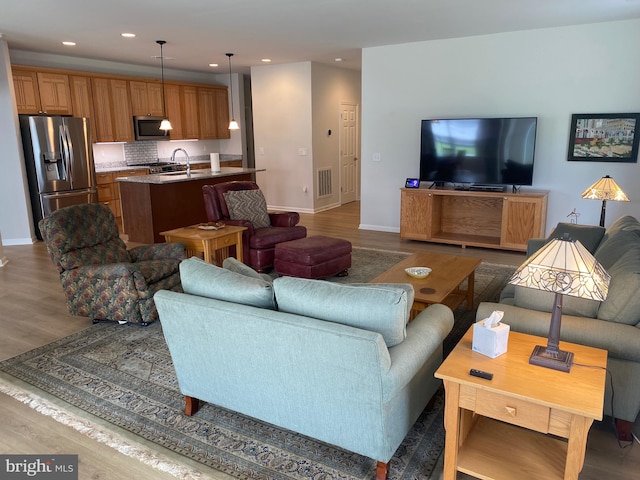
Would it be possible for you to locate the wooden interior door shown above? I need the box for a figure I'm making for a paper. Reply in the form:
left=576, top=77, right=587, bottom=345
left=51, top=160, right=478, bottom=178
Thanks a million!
left=340, top=102, right=359, bottom=204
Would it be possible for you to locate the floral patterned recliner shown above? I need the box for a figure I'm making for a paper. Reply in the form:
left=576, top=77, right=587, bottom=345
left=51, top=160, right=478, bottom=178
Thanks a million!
left=39, top=203, right=185, bottom=325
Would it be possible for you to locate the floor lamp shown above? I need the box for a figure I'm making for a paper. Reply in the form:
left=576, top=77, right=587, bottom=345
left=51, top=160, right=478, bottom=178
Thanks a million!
left=508, top=235, right=610, bottom=372
left=581, top=175, right=629, bottom=227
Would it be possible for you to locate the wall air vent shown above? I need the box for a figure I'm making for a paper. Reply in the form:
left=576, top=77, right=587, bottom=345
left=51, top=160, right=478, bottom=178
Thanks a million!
left=317, top=167, right=332, bottom=198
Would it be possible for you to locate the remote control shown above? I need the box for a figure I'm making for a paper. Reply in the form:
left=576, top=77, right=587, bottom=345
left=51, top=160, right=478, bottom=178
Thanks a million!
left=469, top=368, right=493, bottom=380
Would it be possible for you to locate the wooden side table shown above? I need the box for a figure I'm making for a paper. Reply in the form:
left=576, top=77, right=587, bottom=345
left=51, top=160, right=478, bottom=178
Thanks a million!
left=160, top=225, right=247, bottom=265
left=435, top=327, right=607, bottom=480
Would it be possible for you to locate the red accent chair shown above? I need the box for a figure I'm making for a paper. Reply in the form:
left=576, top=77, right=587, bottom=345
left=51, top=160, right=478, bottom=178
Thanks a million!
left=202, top=181, right=307, bottom=272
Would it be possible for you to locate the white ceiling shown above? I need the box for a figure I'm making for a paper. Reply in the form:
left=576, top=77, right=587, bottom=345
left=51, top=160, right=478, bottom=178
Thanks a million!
left=2, top=0, right=639, bottom=75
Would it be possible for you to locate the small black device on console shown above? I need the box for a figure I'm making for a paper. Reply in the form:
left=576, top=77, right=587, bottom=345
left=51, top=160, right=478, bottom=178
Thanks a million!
left=405, top=178, right=420, bottom=188
left=469, top=368, right=493, bottom=380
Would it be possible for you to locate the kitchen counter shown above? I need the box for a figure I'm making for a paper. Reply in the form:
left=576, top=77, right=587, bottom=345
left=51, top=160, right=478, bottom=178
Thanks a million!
left=118, top=167, right=261, bottom=244
left=116, top=167, right=260, bottom=184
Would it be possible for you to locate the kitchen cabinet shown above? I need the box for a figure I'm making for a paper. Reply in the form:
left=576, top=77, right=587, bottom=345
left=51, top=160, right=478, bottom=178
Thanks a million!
left=69, top=75, right=97, bottom=141
left=97, top=169, right=148, bottom=231
left=215, top=88, right=231, bottom=139
left=181, top=86, right=200, bottom=139
left=91, top=78, right=134, bottom=143
left=129, top=81, right=164, bottom=117
left=198, top=87, right=218, bottom=140
left=164, top=84, right=184, bottom=139
left=13, top=69, right=73, bottom=115
left=399, top=188, right=548, bottom=252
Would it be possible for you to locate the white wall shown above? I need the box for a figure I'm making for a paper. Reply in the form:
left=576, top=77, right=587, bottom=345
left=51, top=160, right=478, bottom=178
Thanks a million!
left=360, top=20, right=640, bottom=234
left=251, top=61, right=361, bottom=213
left=251, top=62, right=315, bottom=212
left=311, top=63, right=361, bottom=210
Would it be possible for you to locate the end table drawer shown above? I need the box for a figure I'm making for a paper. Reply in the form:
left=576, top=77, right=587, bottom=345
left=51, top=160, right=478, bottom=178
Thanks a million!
left=212, top=234, right=237, bottom=249
left=475, top=389, right=550, bottom=433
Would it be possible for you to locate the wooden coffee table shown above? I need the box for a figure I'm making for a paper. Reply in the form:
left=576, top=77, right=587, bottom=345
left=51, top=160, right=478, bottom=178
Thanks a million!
left=369, top=252, right=481, bottom=316
left=160, top=225, right=247, bottom=265
left=435, top=327, right=607, bottom=480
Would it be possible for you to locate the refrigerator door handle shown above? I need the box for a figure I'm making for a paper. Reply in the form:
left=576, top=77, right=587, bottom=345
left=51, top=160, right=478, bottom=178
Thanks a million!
left=60, top=124, right=73, bottom=184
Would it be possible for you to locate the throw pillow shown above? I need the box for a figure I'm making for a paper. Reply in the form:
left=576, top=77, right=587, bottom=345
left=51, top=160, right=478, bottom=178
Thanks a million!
left=223, top=189, right=271, bottom=229
left=273, top=276, right=411, bottom=347
left=594, top=229, right=640, bottom=270
left=222, top=256, right=273, bottom=283
left=180, top=257, right=276, bottom=309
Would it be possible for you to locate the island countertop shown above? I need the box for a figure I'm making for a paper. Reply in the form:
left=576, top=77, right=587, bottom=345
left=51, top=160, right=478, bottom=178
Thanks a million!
left=116, top=167, right=263, bottom=184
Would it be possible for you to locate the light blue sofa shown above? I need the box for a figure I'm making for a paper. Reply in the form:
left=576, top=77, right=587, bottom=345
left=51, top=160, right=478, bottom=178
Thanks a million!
left=477, top=215, right=640, bottom=441
left=155, top=257, right=454, bottom=479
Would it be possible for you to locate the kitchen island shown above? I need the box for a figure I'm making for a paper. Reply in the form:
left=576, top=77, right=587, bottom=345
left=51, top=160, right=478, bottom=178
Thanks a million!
left=117, top=167, right=262, bottom=244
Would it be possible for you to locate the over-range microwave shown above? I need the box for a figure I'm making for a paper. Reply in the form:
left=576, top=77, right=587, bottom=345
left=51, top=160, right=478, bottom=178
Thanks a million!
left=133, top=116, right=170, bottom=141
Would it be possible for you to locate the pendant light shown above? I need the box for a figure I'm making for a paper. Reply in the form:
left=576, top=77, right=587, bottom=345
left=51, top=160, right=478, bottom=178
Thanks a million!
left=226, top=53, right=240, bottom=130
left=156, top=40, right=172, bottom=131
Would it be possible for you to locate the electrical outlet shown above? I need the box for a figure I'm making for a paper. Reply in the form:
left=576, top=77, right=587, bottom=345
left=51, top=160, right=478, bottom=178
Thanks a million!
left=298, top=148, right=308, bottom=156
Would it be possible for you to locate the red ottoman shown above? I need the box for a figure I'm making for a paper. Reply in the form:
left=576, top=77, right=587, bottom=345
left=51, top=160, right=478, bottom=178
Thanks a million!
left=274, top=235, right=352, bottom=279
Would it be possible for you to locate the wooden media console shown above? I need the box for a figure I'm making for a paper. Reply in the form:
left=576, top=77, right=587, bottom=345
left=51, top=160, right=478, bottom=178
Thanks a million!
left=400, top=188, right=548, bottom=252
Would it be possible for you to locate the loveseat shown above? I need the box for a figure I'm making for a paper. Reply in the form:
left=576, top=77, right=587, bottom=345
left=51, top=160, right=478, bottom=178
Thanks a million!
left=477, top=215, right=640, bottom=440
left=155, top=257, right=454, bottom=479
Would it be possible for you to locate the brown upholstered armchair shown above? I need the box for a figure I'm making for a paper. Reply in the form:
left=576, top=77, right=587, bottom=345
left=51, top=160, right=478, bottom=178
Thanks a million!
left=202, top=181, right=307, bottom=272
left=39, top=203, right=185, bottom=325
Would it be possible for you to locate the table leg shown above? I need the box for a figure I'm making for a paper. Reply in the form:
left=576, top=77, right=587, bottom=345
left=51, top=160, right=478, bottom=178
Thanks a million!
left=202, top=241, right=215, bottom=264
left=235, top=232, right=244, bottom=263
left=442, top=380, right=461, bottom=480
left=465, top=270, right=475, bottom=311
left=564, top=415, right=592, bottom=480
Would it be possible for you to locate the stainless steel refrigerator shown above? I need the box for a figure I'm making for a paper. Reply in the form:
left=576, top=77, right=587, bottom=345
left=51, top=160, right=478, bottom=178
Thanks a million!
left=20, top=115, right=98, bottom=238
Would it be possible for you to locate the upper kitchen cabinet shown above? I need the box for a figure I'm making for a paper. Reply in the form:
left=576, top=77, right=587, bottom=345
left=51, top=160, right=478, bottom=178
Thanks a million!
left=181, top=86, right=200, bottom=140
left=13, top=69, right=73, bottom=115
left=68, top=75, right=97, bottom=141
left=91, top=77, right=134, bottom=143
left=197, top=86, right=230, bottom=140
left=129, top=81, right=164, bottom=117
left=164, top=83, right=184, bottom=140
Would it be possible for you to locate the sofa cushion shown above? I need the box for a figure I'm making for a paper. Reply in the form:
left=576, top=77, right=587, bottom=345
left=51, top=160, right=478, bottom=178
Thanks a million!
left=513, top=285, right=600, bottom=318
left=180, top=257, right=276, bottom=309
left=273, top=276, right=411, bottom=347
left=597, top=248, right=640, bottom=325
left=594, top=229, right=640, bottom=270
left=224, top=189, right=271, bottom=229
left=545, top=222, right=606, bottom=254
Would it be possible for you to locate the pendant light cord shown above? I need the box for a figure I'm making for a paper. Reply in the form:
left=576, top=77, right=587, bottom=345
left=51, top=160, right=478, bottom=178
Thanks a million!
left=226, top=53, right=235, bottom=122
left=158, top=40, right=168, bottom=118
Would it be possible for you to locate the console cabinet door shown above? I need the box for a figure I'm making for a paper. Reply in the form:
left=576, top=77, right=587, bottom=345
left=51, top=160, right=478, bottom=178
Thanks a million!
left=400, top=189, right=433, bottom=240
left=500, top=195, right=547, bottom=250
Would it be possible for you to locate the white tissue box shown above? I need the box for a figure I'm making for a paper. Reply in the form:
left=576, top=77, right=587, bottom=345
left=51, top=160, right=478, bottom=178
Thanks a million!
left=472, top=320, right=510, bottom=358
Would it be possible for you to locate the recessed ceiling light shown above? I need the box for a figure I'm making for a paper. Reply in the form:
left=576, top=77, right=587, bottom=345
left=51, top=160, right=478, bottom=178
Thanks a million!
left=209, top=63, right=219, bottom=67
left=261, top=58, right=271, bottom=63
left=121, top=33, right=136, bottom=38
left=62, top=41, right=76, bottom=46
left=335, top=57, right=343, bottom=62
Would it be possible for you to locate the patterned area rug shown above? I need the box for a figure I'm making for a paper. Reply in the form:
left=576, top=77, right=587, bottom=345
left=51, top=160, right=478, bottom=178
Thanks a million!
left=0, top=248, right=515, bottom=479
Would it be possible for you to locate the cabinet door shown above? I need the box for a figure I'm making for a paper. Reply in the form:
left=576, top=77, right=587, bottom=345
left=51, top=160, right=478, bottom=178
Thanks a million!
left=400, top=189, right=433, bottom=240
left=146, top=82, right=165, bottom=116
left=500, top=195, right=546, bottom=250
left=69, top=76, right=96, bottom=141
left=12, top=69, right=41, bottom=114
left=110, top=79, right=134, bottom=142
left=181, top=86, right=200, bottom=139
left=91, top=78, right=115, bottom=143
left=198, top=87, right=218, bottom=139
left=164, top=84, right=184, bottom=140
left=37, top=73, right=73, bottom=115
left=215, top=87, right=231, bottom=139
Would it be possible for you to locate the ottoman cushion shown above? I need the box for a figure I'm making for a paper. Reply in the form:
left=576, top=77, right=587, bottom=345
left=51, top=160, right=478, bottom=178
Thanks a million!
left=275, top=236, right=352, bottom=279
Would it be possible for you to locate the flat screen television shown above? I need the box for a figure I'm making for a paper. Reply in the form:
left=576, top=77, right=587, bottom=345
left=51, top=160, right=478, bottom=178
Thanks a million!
left=419, top=117, right=538, bottom=188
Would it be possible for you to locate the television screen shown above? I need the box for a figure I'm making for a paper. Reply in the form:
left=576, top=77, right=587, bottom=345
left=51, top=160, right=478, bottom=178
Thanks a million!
left=419, top=117, right=538, bottom=186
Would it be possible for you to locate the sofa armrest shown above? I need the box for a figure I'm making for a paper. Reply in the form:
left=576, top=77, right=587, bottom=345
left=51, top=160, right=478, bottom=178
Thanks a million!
left=383, top=304, right=454, bottom=399
left=129, top=242, right=186, bottom=262
left=477, top=301, right=640, bottom=363
left=269, top=211, right=301, bottom=227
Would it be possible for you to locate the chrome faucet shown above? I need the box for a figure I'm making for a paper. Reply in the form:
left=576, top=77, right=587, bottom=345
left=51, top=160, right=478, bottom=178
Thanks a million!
left=170, top=148, right=191, bottom=176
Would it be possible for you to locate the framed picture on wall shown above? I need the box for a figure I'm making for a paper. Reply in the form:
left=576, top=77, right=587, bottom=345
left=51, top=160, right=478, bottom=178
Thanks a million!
left=567, top=113, right=640, bottom=162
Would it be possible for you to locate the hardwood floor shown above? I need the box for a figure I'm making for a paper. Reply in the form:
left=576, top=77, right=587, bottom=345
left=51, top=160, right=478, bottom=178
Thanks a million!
left=0, top=202, right=637, bottom=479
